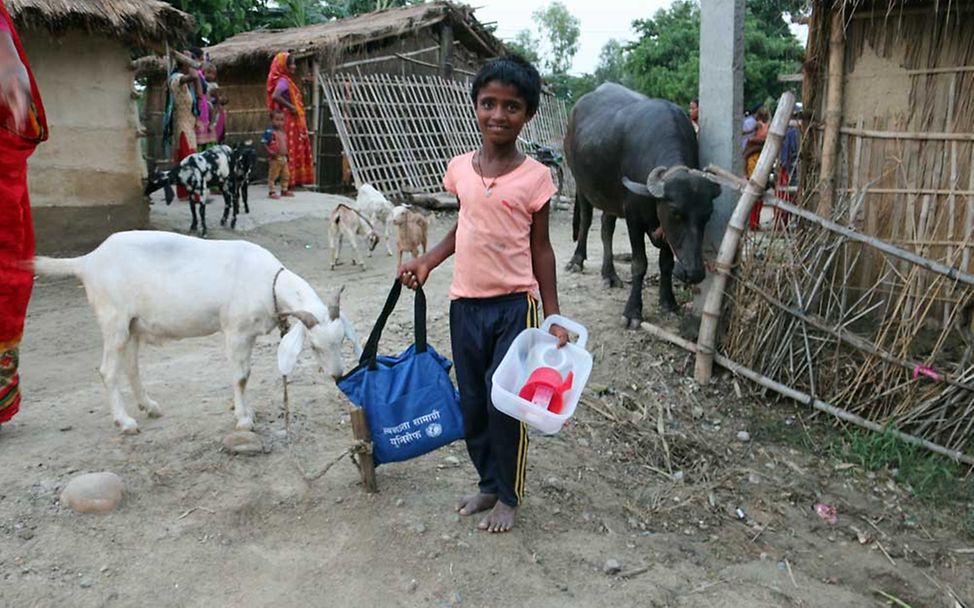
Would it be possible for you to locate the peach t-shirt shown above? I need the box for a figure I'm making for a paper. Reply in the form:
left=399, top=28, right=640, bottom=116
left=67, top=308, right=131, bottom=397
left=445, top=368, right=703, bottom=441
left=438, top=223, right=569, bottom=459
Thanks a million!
left=445, top=151, right=557, bottom=300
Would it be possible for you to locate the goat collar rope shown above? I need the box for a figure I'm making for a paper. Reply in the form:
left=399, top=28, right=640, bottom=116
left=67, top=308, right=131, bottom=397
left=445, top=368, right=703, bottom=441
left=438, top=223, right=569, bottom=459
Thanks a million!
left=272, top=267, right=287, bottom=337
left=336, top=203, right=375, bottom=232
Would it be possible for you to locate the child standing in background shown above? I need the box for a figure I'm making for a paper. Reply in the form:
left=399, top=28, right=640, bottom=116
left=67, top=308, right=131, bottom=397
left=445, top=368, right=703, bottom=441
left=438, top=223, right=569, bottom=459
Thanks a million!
left=261, top=109, right=292, bottom=199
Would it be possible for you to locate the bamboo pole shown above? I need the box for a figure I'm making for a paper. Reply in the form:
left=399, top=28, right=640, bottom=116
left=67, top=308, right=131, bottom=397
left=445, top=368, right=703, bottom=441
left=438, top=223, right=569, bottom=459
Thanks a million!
left=836, top=127, right=974, bottom=142
left=694, top=91, right=796, bottom=384
left=311, top=58, right=322, bottom=188
left=645, top=321, right=974, bottom=466
left=816, top=6, right=847, bottom=217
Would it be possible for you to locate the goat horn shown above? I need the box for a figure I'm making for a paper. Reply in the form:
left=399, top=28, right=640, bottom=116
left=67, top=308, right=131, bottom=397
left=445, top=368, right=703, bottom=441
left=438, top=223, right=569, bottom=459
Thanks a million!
left=327, top=285, right=345, bottom=321
left=281, top=310, right=319, bottom=328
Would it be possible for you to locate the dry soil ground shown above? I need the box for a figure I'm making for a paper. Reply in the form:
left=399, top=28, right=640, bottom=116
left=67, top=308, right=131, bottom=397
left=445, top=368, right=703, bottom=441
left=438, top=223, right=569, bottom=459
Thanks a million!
left=1, top=188, right=972, bottom=607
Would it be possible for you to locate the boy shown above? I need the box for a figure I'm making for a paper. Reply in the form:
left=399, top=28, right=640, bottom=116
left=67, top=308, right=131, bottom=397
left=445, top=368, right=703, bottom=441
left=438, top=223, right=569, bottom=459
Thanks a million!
left=398, top=55, right=568, bottom=533
left=261, top=109, right=292, bottom=199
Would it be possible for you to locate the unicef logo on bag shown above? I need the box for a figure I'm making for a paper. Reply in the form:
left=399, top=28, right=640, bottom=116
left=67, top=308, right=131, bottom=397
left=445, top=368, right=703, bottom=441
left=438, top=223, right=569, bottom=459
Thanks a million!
left=426, top=423, right=442, bottom=438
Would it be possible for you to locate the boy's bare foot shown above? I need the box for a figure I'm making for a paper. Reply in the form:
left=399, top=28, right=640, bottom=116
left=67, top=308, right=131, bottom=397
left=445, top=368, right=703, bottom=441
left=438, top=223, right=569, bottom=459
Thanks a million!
left=456, top=492, right=497, bottom=516
left=478, top=501, right=517, bottom=533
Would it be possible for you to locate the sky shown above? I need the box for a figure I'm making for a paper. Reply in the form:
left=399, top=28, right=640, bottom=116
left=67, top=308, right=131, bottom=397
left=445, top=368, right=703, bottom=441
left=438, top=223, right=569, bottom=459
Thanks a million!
left=474, top=0, right=809, bottom=76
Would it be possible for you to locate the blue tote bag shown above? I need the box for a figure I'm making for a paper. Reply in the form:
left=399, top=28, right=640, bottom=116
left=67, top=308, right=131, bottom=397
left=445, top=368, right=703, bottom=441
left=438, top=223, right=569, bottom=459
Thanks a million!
left=336, top=281, right=463, bottom=465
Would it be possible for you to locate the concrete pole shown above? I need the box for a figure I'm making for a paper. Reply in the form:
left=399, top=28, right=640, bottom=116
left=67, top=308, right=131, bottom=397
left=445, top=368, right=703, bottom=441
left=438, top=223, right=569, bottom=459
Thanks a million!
left=698, top=0, right=745, bottom=256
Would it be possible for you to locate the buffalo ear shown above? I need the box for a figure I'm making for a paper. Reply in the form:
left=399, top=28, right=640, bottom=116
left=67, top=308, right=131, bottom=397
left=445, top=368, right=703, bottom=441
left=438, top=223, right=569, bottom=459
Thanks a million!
left=622, top=176, right=651, bottom=197
left=709, top=180, right=722, bottom=200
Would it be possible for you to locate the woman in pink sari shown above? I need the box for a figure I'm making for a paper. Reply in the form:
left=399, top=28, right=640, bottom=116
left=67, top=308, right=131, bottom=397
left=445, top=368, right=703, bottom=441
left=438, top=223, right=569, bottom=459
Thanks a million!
left=266, top=52, right=314, bottom=187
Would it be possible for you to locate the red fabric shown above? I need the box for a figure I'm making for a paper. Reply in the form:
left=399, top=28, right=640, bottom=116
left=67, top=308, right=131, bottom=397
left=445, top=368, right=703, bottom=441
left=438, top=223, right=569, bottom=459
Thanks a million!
left=284, top=112, right=313, bottom=186
left=773, top=169, right=791, bottom=229
left=0, top=1, right=47, bottom=143
left=0, top=130, right=36, bottom=344
left=267, top=52, right=314, bottom=186
left=0, top=1, right=45, bottom=424
left=173, top=132, right=195, bottom=199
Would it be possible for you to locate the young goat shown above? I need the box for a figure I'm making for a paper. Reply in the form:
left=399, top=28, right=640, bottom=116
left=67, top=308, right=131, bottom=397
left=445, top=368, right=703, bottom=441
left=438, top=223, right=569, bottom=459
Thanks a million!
left=391, top=205, right=430, bottom=266
left=144, top=144, right=233, bottom=237
left=355, top=183, right=396, bottom=257
left=328, top=203, right=379, bottom=270
left=221, top=141, right=256, bottom=229
left=33, top=231, right=361, bottom=434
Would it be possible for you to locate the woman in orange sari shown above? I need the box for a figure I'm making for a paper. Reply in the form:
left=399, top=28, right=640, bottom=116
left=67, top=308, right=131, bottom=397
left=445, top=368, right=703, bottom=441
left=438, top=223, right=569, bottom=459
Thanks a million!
left=266, top=51, right=314, bottom=187
left=0, top=0, right=47, bottom=428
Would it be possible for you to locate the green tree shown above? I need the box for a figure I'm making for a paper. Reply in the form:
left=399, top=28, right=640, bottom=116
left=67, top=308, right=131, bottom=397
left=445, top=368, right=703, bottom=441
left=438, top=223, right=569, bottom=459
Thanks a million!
left=624, top=0, right=803, bottom=108
left=594, top=38, right=629, bottom=85
left=166, top=0, right=263, bottom=45
left=532, top=1, right=580, bottom=75
left=507, top=29, right=541, bottom=65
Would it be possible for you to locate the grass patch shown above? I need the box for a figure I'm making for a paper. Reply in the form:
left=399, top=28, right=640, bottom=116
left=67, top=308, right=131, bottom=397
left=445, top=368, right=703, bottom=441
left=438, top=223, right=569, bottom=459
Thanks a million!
left=830, top=428, right=972, bottom=505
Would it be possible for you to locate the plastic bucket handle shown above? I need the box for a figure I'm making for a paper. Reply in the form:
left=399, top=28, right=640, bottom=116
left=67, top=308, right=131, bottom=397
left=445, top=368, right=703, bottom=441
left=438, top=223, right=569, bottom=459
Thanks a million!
left=540, top=314, right=588, bottom=350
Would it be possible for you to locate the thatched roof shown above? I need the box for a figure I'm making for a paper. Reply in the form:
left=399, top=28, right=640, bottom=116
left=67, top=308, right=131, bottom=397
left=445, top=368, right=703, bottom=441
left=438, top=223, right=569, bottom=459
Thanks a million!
left=202, top=1, right=501, bottom=70
left=7, top=0, right=193, bottom=47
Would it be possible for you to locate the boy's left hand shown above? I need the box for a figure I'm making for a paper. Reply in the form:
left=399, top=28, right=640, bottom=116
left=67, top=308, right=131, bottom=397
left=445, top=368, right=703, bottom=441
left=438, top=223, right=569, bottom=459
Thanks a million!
left=549, top=323, right=569, bottom=348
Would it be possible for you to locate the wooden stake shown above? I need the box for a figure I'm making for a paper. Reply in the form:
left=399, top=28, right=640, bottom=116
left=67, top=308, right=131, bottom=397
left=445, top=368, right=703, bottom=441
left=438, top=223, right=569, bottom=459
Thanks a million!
left=694, top=91, right=796, bottom=384
left=311, top=57, right=322, bottom=188
left=817, top=6, right=847, bottom=217
left=349, top=406, right=377, bottom=493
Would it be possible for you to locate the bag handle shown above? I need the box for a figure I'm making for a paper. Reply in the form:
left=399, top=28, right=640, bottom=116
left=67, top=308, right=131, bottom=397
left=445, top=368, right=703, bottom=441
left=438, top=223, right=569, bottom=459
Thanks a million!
left=360, top=280, right=428, bottom=370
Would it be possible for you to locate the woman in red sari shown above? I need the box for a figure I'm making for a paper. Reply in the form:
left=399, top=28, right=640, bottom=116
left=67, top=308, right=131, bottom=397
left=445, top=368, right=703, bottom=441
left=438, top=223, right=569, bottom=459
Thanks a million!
left=0, top=0, right=47, bottom=428
left=266, top=51, right=314, bottom=187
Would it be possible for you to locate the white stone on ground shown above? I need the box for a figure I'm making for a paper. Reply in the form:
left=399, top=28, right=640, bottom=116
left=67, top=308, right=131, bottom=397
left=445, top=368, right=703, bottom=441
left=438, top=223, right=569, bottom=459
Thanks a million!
left=222, top=430, right=264, bottom=455
left=60, top=472, right=124, bottom=514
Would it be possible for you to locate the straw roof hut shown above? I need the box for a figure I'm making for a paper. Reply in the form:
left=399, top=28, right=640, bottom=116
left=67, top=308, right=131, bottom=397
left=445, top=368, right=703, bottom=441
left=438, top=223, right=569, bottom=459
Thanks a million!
left=8, top=0, right=193, bottom=252
left=137, top=1, right=506, bottom=191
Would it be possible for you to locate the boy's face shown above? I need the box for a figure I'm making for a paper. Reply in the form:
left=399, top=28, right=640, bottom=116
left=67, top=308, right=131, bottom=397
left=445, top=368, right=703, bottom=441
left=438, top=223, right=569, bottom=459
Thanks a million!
left=272, top=112, right=285, bottom=129
left=475, top=81, right=530, bottom=147
left=204, top=67, right=217, bottom=81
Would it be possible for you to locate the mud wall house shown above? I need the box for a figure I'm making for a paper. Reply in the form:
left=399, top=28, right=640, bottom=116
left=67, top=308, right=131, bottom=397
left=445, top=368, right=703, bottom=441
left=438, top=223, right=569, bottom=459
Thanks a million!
left=137, top=1, right=505, bottom=193
left=719, top=0, right=974, bottom=456
left=8, top=0, right=192, bottom=252
left=800, top=0, right=974, bottom=290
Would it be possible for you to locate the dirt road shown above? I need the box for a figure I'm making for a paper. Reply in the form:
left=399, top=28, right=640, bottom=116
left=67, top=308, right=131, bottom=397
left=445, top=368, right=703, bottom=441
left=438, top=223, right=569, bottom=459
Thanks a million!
left=2, top=188, right=970, bottom=607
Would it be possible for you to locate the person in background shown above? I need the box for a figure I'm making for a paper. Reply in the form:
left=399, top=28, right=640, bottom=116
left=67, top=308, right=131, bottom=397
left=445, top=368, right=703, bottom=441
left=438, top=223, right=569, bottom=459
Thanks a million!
left=266, top=51, right=314, bottom=187
left=688, top=98, right=699, bottom=135
left=741, top=107, right=757, bottom=151
left=0, top=0, right=48, bottom=430
left=203, top=62, right=228, bottom=145
left=774, top=108, right=801, bottom=229
left=744, top=105, right=770, bottom=230
left=262, top=109, right=291, bottom=199
left=163, top=54, right=201, bottom=199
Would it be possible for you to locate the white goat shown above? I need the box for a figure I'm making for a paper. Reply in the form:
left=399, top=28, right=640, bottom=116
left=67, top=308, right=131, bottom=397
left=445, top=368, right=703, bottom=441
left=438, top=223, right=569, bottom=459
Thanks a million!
left=392, top=205, right=430, bottom=266
left=33, top=231, right=361, bottom=434
left=328, top=203, right=379, bottom=270
left=355, top=183, right=395, bottom=257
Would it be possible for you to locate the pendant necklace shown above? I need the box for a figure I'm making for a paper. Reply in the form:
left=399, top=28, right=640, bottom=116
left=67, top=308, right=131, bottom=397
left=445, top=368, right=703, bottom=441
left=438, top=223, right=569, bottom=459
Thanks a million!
left=476, top=149, right=519, bottom=197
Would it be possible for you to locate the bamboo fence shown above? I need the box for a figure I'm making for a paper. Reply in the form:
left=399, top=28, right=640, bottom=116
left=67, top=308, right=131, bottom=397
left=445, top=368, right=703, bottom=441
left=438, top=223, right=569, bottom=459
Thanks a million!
left=679, top=2, right=974, bottom=462
left=320, top=72, right=573, bottom=199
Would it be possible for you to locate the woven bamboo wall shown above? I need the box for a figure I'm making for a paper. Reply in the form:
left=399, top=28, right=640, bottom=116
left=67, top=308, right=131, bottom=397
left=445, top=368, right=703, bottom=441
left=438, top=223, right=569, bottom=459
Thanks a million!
left=321, top=72, right=572, bottom=199
left=831, top=4, right=974, bottom=314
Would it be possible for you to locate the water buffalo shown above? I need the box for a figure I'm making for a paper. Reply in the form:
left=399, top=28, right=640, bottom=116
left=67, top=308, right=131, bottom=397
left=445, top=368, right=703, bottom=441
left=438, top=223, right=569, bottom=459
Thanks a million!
left=565, top=83, right=720, bottom=328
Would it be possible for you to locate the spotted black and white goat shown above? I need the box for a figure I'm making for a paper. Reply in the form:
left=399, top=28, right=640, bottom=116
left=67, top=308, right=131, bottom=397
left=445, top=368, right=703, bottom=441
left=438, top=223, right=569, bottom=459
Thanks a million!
left=145, top=144, right=233, bottom=237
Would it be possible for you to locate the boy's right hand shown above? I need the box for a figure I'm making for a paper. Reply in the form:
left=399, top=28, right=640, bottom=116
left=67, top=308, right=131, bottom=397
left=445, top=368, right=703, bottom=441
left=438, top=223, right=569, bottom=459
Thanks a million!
left=398, top=257, right=429, bottom=290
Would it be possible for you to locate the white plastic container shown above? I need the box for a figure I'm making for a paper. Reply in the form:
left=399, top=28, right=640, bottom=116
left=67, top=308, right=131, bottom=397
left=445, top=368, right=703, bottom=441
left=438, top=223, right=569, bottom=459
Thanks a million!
left=491, top=314, right=592, bottom=434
